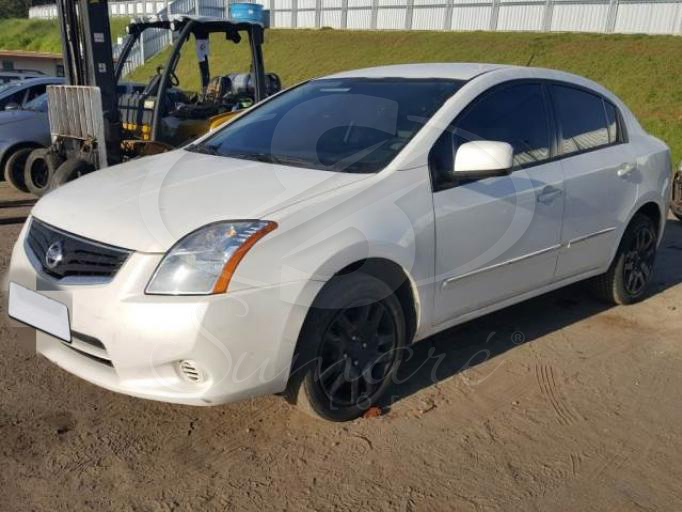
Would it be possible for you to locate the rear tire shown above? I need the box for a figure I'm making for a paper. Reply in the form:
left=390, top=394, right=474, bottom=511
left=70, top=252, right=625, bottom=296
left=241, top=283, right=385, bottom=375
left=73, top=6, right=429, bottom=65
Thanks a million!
left=50, top=158, right=95, bottom=190
left=590, top=214, right=658, bottom=305
left=24, top=148, right=63, bottom=197
left=3, top=147, right=33, bottom=193
left=287, top=273, right=407, bottom=422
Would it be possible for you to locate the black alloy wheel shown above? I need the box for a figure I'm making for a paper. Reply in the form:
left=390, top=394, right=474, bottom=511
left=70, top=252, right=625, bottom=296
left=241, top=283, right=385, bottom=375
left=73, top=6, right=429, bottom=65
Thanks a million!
left=622, top=222, right=656, bottom=297
left=316, top=301, right=398, bottom=408
left=289, top=273, right=407, bottom=421
left=590, top=213, right=658, bottom=305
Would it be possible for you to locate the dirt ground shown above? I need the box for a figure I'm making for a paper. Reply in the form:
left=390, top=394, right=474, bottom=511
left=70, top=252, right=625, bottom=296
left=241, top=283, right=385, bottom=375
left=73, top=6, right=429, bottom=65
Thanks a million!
left=1, top=183, right=681, bottom=511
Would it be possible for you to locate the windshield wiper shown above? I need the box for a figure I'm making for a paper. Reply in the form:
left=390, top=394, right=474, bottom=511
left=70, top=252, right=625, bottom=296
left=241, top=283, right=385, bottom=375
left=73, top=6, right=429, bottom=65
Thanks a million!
left=270, top=154, right=316, bottom=168
left=185, top=147, right=331, bottom=171
left=224, top=151, right=275, bottom=163
left=185, top=143, right=220, bottom=156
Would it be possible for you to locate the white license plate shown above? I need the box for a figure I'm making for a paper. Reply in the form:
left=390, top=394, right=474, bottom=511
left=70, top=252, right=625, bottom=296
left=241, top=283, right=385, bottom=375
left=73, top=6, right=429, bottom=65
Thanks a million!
left=8, top=282, right=71, bottom=342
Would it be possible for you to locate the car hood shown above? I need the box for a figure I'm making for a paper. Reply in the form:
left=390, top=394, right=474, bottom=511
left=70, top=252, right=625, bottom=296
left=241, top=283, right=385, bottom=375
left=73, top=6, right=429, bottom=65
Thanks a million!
left=32, top=150, right=371, bottom=252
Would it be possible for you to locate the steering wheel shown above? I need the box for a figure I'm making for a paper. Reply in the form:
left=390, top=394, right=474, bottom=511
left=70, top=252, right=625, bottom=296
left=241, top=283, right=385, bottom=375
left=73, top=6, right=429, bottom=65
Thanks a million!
left=155, top=65, right=180, bottom=87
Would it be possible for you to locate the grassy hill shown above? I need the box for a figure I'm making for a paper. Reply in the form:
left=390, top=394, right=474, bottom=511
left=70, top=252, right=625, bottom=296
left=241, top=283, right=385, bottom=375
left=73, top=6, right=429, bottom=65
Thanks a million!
left=128, top=29, right=682, bottom=164
left=0, top=18, right=129, bottom=53
left=1, top=20, right=681, bottom=163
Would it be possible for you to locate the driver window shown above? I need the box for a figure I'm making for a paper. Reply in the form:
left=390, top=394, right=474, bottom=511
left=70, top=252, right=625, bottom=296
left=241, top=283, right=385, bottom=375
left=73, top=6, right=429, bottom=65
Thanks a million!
left=429, top=82, right=551, bottom=191
left=25, top=84, right=47, bottom=103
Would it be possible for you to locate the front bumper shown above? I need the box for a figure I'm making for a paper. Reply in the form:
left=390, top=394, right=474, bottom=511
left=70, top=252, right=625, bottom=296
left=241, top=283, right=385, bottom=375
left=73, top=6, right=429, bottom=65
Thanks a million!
left=7, top=220, right=322, bottom=406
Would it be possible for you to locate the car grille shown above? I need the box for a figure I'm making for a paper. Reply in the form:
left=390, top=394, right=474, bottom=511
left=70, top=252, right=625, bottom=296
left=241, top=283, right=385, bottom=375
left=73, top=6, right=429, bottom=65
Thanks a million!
left=26, top=217, right=131, bottom=281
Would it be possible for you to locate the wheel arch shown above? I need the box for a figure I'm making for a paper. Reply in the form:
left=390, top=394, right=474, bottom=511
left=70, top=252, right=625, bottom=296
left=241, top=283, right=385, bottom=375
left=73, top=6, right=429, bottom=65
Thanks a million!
left=283, top=256, right=421, bottom=405
left=625, top=199, right=666, bottom=246
left=635, top=201, right=663, bottom=236
left=606, top=198, right=666, bottom=270
left=292, top=255, right=421, bottom=359
left=332, top=258, right=419, bottom=344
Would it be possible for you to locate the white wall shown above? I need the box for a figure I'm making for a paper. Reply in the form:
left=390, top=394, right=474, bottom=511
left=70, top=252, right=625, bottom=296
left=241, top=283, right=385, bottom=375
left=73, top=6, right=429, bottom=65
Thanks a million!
left=28, top=0, right=682, bottom=35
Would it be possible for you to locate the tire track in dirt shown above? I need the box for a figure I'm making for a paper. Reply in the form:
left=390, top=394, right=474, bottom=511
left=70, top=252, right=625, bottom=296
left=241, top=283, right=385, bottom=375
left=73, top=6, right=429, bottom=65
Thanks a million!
left=535, top=363, right=581, bottom=426
left=582, top=358, right=670, bottom=486
left=532, top=350, right=678, bottom=510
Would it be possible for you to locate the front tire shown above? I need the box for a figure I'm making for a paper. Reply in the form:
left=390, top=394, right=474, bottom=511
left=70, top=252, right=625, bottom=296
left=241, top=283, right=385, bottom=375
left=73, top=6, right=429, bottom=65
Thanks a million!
left=288, top=273, right=407, bottom=421
left=590, top=214, right=658, bottom=305
left=3, top=147, right=33, bottom=193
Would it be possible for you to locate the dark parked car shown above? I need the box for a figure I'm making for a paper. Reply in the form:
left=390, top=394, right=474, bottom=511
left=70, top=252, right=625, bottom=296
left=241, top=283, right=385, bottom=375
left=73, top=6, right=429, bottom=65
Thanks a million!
left=0, top=92, right=54, bottom=192
left=0, top=76, right=62, bottom=111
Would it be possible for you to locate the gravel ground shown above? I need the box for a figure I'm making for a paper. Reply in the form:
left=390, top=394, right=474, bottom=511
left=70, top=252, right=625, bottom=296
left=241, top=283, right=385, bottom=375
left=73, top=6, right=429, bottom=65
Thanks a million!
left=1, top=190, right=681, bottom=511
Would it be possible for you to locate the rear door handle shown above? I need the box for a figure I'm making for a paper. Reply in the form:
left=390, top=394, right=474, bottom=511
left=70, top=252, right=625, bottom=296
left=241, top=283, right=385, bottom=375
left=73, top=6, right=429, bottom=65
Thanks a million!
left=537, top=185, right=563, bottom=204
left=617, top=162, right=636, bottom=177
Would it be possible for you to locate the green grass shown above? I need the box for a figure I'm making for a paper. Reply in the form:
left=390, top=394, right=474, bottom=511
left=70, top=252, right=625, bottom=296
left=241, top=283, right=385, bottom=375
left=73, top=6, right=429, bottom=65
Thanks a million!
left=0, top=18, right=130, bottom=53
left=2, top=22, right=682, bottom=163
left=128, top=29, right=682, bottom=164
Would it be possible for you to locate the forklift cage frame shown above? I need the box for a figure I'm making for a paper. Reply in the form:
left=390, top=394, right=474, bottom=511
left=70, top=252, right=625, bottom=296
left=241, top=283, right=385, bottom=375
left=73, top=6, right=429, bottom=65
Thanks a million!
left=113, top=15, right=268, bottom=142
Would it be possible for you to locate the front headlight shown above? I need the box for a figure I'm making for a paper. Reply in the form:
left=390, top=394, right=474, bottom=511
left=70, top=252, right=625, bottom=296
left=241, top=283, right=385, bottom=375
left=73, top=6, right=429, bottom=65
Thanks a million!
left=146, top=220, right=277, bottom=295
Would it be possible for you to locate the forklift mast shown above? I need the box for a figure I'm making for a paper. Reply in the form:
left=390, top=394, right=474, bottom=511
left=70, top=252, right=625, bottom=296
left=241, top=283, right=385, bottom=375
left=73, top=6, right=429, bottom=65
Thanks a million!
left=55, top=0, right=120, bottom=154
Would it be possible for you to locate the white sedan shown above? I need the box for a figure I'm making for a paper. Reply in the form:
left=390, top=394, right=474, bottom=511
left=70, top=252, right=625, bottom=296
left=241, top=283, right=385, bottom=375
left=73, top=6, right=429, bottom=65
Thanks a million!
left=7, top=63, right=672, bottom=421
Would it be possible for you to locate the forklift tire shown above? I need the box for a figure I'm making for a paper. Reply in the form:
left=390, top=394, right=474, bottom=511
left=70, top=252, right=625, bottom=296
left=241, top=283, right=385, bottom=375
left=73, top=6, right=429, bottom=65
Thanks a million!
left=50, top=159, right=95, bottom=190
left=3, top=147, right=33, bottom=193
left=24, top=149, right=63, bottom=197
left=672, top=202, right=682, bottom=222
left=673, top=173, right=682, bottom=221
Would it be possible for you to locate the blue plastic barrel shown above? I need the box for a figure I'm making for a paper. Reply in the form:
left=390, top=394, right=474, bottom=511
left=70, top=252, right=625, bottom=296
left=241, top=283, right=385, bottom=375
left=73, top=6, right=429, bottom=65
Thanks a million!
left=229, top=3, right=265, bottom=24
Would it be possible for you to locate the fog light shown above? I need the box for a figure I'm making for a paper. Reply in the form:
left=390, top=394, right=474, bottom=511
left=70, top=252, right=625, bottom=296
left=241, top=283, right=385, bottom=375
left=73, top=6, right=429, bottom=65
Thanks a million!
left=177, top=360, right=205, bottom=383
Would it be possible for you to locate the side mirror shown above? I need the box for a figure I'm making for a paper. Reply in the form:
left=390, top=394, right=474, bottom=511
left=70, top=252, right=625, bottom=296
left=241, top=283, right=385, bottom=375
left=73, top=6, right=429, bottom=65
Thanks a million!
left=453, top=141, right=513, bottom=179
left=4, top=102, right=20, bottom=111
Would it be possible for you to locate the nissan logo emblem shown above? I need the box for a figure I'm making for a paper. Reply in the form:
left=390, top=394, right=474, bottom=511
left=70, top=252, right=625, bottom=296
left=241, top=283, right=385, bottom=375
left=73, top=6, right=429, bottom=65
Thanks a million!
left=45, top=241, right=64, bottom=270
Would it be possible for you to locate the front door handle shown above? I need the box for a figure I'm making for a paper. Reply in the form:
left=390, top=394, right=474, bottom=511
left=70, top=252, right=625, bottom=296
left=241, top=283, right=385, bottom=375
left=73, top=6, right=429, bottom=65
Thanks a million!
left=537, top=185, right=563, bottom=204
left=617, top=162, right=636, bottom=178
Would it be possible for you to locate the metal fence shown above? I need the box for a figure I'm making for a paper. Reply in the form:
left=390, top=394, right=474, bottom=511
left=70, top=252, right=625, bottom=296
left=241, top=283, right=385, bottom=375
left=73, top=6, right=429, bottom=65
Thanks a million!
left=28, top=1, right=230, bottom=76
left=28, top=0, right=225, bottom=20
left=112, top=0, right=228, bottom=76
left=29, top=0, right=682, bottom=34
left=260, top=0, right=682, bottom=34
left=29, top=0, right=682, bottom=35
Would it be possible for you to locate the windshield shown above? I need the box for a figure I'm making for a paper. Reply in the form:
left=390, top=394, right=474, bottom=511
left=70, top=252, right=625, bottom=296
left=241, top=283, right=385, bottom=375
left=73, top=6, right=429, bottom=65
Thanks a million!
left=190, top=77, right=464, bottom=173
left=24, top=93, right=48, bottom=112
left=0, top=81, right=23, bottom=95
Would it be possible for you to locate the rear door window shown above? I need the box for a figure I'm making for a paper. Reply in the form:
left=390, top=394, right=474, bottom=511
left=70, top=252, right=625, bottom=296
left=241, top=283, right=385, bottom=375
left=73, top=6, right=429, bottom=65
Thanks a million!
left=551, top=85, right=610, bottom=155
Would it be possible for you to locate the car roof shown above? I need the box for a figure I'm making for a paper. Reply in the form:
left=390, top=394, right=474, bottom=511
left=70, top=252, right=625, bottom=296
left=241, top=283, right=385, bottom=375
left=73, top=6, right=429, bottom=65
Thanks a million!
left=0, top=76, right=63, bottom=95
left=0, top=76, right=64, bottom=87
left=319, top=63, right=619, bottom=103
left=323, top=63, right=512, bottom=81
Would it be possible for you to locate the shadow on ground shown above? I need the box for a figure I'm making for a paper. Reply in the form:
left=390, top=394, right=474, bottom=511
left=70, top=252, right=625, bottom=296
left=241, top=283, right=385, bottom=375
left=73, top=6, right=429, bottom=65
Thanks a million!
left=382, top=218, right=682, bottom=409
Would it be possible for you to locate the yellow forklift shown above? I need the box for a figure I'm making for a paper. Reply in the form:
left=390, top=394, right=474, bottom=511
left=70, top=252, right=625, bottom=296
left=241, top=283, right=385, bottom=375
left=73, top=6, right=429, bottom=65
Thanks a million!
left=24, top=1, right=280, bottom=196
